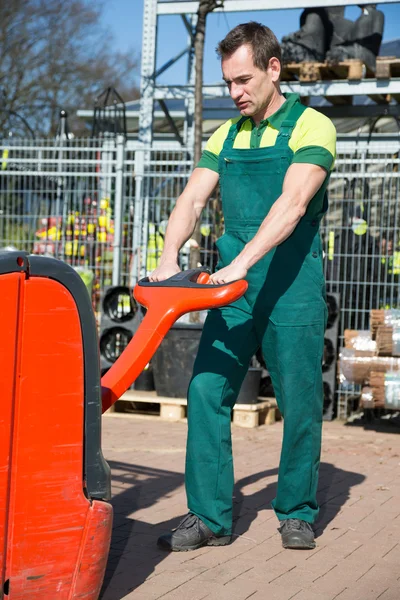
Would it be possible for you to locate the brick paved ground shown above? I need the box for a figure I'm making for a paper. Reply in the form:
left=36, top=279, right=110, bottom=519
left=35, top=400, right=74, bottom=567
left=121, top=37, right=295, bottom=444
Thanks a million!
left=99, top=413, right=400, bottom=600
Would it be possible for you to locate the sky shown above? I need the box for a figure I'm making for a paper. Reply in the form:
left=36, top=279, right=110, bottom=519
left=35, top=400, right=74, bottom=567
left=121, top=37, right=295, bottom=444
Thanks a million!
left=102, top=1, right=400, bottom=86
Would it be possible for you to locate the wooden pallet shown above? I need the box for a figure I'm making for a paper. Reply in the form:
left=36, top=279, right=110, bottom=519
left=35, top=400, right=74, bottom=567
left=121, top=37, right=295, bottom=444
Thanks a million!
left=281, top=59, right=373, bottom=83
left=105, top=389, right=280, bottom=429
left=281, top=56, right=400, bottom=83
left=376, top=56, right=400, bottom=80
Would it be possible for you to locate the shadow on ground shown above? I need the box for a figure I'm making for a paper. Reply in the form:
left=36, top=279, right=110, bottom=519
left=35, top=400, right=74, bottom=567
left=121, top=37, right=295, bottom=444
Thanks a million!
left=231, top=462, right=365, bottom=541
left=345, top=409, right=400, bottom=434
left=100, top=459, right=365, bottom=599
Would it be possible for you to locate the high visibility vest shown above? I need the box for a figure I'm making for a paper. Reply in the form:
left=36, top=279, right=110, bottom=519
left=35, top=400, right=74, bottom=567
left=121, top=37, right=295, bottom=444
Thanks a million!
left=146, top=223, right=164, bottom=272
left=381, top=253, right=400, bottom=275
left=1, top=148, right=9, bottom=170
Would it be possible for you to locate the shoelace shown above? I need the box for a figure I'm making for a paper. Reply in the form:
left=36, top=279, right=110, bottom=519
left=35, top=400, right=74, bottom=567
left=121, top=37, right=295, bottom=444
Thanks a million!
left=286, top=519, right=302, bottom=530
left=285, top=519, right=308, bottom=531
left=176, top=513, right=201, bottom=533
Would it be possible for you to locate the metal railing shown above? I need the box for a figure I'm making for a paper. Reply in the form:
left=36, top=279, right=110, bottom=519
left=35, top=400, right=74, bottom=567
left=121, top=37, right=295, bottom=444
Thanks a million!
left=0, top=136, right=131, bottom=310
left=1, top=133, right=400, bottom=418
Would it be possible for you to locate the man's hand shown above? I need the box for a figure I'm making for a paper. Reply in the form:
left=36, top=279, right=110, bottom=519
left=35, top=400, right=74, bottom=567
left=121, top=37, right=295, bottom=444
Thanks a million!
left=149, top=261, right=181, bottom=282
left=209, top=263, right=248, bottom=284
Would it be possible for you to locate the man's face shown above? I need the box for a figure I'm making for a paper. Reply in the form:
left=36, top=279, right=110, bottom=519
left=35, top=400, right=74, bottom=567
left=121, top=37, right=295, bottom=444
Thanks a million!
left=222, top=44, right=278, bottom=122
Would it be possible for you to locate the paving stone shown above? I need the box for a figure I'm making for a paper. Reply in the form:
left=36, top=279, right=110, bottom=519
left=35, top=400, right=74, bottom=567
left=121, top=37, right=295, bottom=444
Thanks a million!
left=99, top=417, right=400, bottom=600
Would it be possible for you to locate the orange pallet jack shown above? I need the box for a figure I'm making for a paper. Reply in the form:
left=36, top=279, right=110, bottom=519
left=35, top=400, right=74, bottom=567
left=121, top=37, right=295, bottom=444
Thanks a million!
left=0, top=252, right=247, bottom=599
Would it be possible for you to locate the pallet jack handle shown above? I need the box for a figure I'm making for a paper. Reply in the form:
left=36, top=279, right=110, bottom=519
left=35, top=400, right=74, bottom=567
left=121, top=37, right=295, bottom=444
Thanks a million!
left=101, top=269, right=248, bottom=413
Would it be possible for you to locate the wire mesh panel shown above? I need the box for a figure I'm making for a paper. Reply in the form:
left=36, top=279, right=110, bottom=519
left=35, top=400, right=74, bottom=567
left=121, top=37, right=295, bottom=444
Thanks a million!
left=0, top=137, right=134, bottom=313
left=136, top=147, right=222, bottom=278
left=322, top=134, right=400, bottom=417
left=324, top=137, right=400, bottom=326
left=121, top=144, right=137, bottom=287
left=137, top=135, right=400, bottom=418
left=2, top=134, right=400, bottom=418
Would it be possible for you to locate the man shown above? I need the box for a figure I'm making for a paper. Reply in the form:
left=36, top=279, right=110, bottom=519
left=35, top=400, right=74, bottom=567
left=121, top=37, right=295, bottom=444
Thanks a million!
left=150, top=22, right=336, bottom=551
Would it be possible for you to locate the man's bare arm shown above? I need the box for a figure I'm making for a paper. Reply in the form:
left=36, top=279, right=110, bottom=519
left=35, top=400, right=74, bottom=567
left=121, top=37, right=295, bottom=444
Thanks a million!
left=149, top=168, right=219, bottom=281
left=210, top=163, right=328, bottom=283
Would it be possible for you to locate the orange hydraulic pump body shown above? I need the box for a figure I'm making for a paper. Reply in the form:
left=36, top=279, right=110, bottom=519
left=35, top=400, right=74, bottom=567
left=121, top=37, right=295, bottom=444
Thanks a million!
left=0, top=252, right=112, bottom=600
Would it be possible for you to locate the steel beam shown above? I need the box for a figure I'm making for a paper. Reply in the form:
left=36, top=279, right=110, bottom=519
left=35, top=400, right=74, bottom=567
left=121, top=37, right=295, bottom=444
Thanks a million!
left=139, top=0, right=158, bottom=146
left=157, top=0, right=399, bottom=15
left=282, top=79, right=400, bottom=97
left=315, top=104, right=400, bottom=119
left=158, top=99, right=185, bottom=144
left=181, top=14, right=195, bottom=43
left=154, top=45, right=191, bottom=78
left=154, top=79, right=400, bottom=99
left=184, top=14, right=196, bottom=150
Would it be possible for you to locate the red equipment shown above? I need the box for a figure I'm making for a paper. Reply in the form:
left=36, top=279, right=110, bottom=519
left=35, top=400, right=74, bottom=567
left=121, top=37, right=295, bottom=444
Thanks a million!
left=0, top=253, right=247, bottom=599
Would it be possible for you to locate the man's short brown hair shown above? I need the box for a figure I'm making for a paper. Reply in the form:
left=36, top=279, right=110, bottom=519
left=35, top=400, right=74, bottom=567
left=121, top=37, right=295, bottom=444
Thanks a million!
left=216, top=21, right=282, bottom=71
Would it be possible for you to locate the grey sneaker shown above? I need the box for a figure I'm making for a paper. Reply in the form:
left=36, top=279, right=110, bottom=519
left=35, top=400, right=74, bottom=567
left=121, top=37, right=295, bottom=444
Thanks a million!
left=157, top=513, right=231, bottom=552
left=278, top=519, right=316, bottom=549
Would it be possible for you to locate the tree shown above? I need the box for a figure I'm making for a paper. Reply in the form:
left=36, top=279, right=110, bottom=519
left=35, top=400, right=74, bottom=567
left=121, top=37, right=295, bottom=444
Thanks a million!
left=190, top=0, right=224, bottom=271
left=0, top=0, right=140, bottom=137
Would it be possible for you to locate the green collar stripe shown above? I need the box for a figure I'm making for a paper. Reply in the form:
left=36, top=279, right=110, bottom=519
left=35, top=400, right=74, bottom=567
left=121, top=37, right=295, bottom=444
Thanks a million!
left=224, top=94, right=306, bottom=151
left=259, top=92, right=300, bottom=129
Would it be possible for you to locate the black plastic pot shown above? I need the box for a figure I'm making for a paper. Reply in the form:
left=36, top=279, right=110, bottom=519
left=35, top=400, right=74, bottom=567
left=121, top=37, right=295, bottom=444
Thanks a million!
left=237, top=367, right=262, bottom=404
left=152, top=322, right=203, bottom=398
left=134, top=365, right=155, bottom=391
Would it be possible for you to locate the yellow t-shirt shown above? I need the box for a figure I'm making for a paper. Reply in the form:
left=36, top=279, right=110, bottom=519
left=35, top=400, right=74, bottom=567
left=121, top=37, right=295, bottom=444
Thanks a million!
left=198, top=93, right=336, bottom=173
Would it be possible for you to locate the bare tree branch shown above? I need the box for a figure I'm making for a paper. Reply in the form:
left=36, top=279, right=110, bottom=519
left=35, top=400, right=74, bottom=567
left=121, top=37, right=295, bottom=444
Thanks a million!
left=0, top=0, right=140, bottom=136
left=190, top=0, right=224, bottom=276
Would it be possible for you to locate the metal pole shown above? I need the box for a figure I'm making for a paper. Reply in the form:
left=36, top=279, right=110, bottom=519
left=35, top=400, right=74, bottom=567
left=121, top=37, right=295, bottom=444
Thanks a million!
left=112, top=134, right=126, bottom=286
left=141, top=156, right=151, bottom=281
left=131, top=149, right=145, bottom=286
left=138, top=0, right=158, bottom=146
left=54, top=110, right=67, bottom=257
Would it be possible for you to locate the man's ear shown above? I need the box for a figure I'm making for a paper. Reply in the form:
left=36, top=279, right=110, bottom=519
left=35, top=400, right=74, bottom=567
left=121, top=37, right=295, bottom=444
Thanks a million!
left=269, top=57, right=281, bottom=82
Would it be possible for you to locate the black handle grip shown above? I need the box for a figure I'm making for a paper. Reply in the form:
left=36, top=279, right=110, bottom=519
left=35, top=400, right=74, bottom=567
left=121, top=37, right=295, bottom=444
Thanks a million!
left=138, top=268, right=235, bottom=289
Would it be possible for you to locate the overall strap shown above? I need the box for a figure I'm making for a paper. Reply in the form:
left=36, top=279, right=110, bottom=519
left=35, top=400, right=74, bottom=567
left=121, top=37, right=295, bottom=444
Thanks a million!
left=222, top=116, right=249, bottom=151
left=274, top=102, right=308, bottom=149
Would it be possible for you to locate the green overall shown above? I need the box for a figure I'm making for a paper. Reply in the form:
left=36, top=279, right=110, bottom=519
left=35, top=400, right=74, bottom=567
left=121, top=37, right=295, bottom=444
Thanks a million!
left=185, top=101, right=330, bottom=537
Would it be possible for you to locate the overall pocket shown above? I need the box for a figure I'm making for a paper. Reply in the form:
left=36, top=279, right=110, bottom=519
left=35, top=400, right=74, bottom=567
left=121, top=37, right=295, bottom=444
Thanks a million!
left=290, top=231, right=325, bottom=288
left=269, top=301, right=326, bottom=327
left=215, top=233, right=244, bottom=271
left=302, top=253, right=325, bottom=287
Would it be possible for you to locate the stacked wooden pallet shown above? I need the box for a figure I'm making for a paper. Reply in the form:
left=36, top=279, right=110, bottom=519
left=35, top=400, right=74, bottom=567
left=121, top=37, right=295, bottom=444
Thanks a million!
left=281, top=57, right=400, bottom=83
left=105, top=389, right=280, bottom=429
left=366, top=370, right=400, bottom=411
left=371, top=309, right=400, bottom=354
left=281, top=58, right=371, bottom=83
left=280, top=57, right=400, bottom=106
left=340, top=309, right=400, bottom=410
left=375, top=56, right=400, bottom=80
left=368, top=372, right=386, bottom=408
